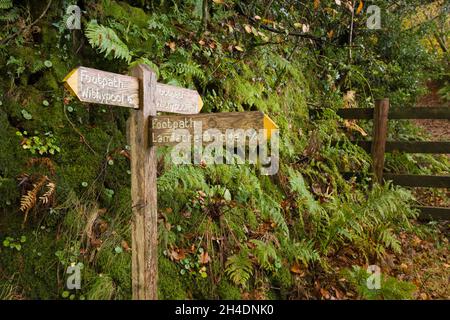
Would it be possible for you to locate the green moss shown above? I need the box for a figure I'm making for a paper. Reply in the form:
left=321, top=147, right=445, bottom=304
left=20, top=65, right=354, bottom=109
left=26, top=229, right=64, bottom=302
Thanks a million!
left=0, top=225, right=60, bottom=299
left=217, top=279, right=242, bottom=299
left=85, top=274, right=116, bottom=300
left=158, top=257, right=188, bottom=300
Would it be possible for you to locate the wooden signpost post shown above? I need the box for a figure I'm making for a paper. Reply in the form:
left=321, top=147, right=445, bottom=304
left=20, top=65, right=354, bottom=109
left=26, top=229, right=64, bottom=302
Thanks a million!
left=63, top=64, right=278, bottom=300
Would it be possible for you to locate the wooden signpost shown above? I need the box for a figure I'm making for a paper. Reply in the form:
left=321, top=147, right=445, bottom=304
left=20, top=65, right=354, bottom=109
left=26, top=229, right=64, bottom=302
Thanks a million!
left=63, top=64, right=278, bottom=300
left=151, top=111, right=278, bottom=146
left=64, top=66, right=203, bottom=113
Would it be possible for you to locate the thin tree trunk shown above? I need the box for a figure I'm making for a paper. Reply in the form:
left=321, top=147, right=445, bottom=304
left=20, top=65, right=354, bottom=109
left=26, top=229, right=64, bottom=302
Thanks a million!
left=202, top=0, right=209, bottom=31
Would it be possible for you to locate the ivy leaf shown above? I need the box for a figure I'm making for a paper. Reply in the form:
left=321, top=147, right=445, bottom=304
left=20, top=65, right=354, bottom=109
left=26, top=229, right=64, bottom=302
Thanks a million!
left=21, top=109, right=32, bottom=120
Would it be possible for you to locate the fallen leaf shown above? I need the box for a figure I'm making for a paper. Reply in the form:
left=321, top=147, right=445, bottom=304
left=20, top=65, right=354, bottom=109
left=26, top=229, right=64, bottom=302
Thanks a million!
left=314, top=0, right=320, bottom=10
left=170, top=248, right=186, bottom=261
left=302, top=24, right=310, bottom=33
left=167, top=41, right=176, bottom=52
left=420, top=292, right=428, bottom=300
left=327, top=30, right=334, bottom=39
left=290, top=263, right=305, bottom=276
left=199, top=251, right=211, bottom=264
left=356, top=1, right=364, bottom=14
left=320, top=288, right=330, bottom=299
left=334, top=287, right=344, bottom=299
left=244, top=24, right=252, bottom=33
left=121, top=240, right=131, bottom=252
left=234, top=45, right=244, bottom=52
left=344, top=119, right=368, bottom=136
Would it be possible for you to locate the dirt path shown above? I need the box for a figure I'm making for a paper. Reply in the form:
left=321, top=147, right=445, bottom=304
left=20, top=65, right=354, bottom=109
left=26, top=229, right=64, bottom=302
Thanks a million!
left=415, top=81, right=450, bottom=141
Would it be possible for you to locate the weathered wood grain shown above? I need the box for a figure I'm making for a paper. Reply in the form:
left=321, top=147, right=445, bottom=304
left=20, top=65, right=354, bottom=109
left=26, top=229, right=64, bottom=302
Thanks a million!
left=371, top=99, right=389, bottom=183
left=64, top=67, right=203, bottom=113
left=155, top=83, right=202, bottom=114
left=64, top=66, right=140, bottom=109
left=149, top=111, right=278, bottom=146
left=130, top=65, right=158, bottom=300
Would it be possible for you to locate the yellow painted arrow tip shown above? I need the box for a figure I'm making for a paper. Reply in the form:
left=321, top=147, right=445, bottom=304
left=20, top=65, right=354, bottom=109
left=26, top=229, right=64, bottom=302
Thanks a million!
left=63, top=68, right=78, bottom=83
left=263, top=114, right=278, bottom=139
left=63, top=68, right=79, bottom=98
left=198, top=96, right=203, bottom=112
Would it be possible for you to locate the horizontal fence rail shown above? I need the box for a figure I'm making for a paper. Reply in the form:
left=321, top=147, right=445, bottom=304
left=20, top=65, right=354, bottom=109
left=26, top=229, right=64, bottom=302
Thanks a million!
left=335, top=107, right=450, bottom=120
left=415, top=206, right=450, bottom=220
left=383, top=174, right=450, bottom=188
left=335, top=141, right=450, bottom=154
left=311, top=107, right=450, bottom=120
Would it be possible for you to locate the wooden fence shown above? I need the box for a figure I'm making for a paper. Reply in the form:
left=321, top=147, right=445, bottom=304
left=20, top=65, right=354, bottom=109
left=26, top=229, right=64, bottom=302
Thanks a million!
left=313, top=99, right=450, bottom=220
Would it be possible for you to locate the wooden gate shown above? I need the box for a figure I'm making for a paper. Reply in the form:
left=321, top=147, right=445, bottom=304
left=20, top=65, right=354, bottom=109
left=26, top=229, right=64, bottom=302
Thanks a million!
left=313, top=100, right=450, bottom=220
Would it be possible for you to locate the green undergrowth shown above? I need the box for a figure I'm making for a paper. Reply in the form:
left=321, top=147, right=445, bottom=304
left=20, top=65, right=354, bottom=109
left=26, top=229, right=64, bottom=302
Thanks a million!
left=0, top=0, right=448, bottom=300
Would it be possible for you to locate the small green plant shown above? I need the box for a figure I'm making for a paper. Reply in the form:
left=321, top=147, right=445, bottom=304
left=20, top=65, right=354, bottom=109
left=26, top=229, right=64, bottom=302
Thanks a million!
left=176, top=247, right=209, bottom=279
left=343, top=265, right=416, bottom=300
left=2, top=236, right=26, bottom=251
left=21, top=109, right=32, bottom=120
left=225, top=249, right=253, bottom=288
left=61, top=290, right=85, bottom=300
left=16, top=131, right=61, bottom=155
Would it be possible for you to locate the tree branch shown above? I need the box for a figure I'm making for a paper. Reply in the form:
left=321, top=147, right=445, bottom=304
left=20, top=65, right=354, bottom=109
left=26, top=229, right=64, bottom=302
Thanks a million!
left=1, top=0, right=53, bottom=45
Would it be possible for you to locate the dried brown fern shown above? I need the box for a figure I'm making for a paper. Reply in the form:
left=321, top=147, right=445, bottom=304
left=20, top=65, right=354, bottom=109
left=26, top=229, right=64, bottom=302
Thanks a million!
left=39, top=181, right=56, bottom=204
left=26, top=157, right=56, bottom=176
left=19, top=175, right=48, bottom=226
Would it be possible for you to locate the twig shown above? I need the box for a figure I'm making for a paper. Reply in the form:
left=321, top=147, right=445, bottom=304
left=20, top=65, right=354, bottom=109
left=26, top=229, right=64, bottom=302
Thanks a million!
left=247, top=16, right=326, bottom=43
left=1, top=0, right=53, bottom=45
left=63, top=102, right=97, bottom=155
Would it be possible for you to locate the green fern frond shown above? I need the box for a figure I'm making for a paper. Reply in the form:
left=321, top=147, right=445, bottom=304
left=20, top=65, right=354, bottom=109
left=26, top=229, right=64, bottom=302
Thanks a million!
left=250, top=239, right=279, bottom=272
left=0, top=0, right=13, bottom=10
left=0, top=8, right=18, bottom=22
left=30, top=60, right=46, bottom=73
left=85, top=21, right=132, bottom=63
left=293, top=240, right=320, bottom=267
left=288, top=168, right=327, bottom=217
left=225, top=250, right=253, bottom=287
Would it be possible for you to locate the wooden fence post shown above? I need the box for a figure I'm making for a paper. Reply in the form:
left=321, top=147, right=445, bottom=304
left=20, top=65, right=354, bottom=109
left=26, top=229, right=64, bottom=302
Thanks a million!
left=371, top=98, right=389, bottom=184
left=129, top=64, right=158, bottom=300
